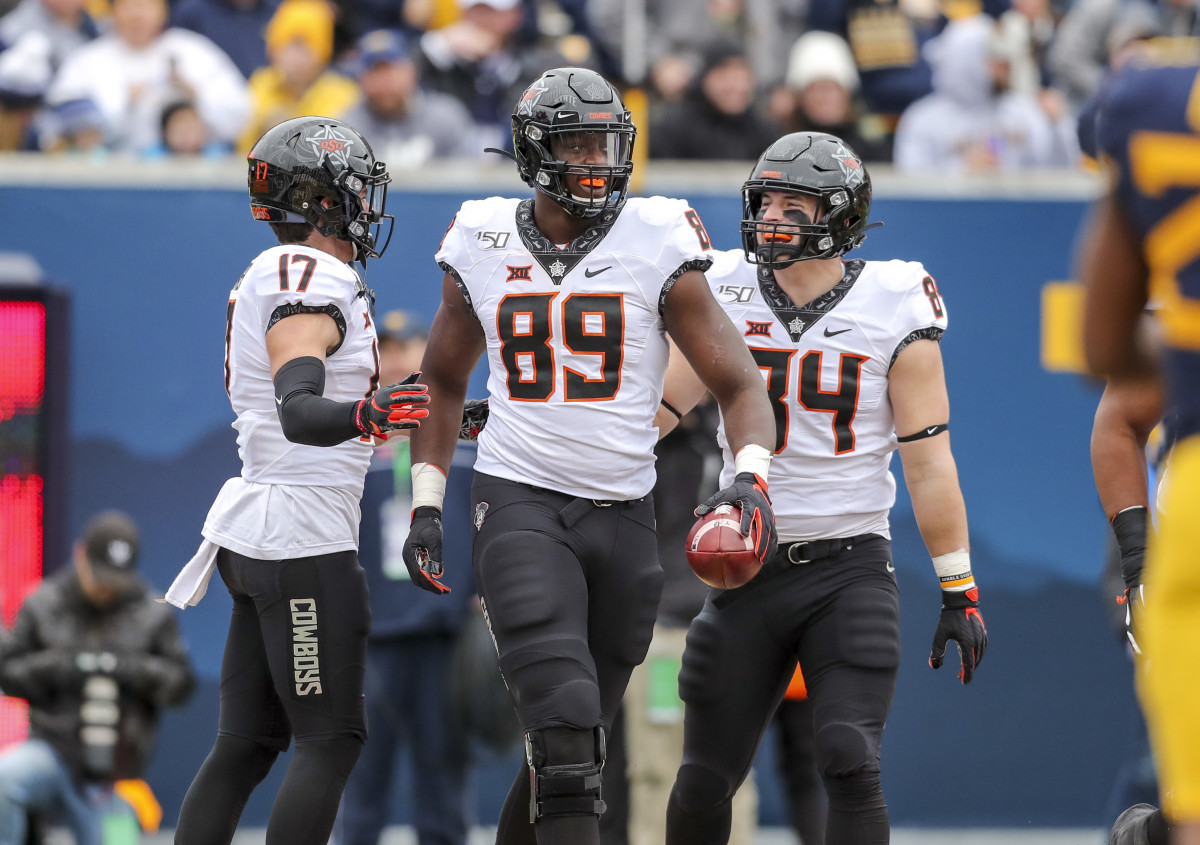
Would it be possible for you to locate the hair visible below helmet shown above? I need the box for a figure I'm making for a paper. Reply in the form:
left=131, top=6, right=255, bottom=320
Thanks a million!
left=512, top=67, right=636, bottom=219
left=247, top=116, right=393, bottom=261
left=740, top=132, right=875, bottom=269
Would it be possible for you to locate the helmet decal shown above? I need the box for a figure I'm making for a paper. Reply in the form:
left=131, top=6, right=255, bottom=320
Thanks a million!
left=832, top=143, right=865, bottom=188
left=581, top=81, right=608, bottom=100
left=305, top=123, right=354, bottom=170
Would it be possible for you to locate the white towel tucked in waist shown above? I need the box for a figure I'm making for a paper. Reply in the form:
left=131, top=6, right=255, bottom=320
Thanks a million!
left=163, top=539, right=219, bottom=608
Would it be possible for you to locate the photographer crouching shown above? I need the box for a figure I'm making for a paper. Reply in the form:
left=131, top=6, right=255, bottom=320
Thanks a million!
left=0, top=511, right=195, bottom=845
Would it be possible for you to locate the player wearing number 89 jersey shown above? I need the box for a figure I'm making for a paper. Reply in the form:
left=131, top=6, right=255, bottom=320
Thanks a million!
left=658, top=132, right=988, bottom=845
left=437, top=194, right=713, bottom=501
left=402, top=67, right=776, bottom=845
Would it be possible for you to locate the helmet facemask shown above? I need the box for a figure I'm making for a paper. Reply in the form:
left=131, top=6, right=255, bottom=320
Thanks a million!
left=521, top=123, right=635, bottom=218
left=311, top=156, right=393, bottom=262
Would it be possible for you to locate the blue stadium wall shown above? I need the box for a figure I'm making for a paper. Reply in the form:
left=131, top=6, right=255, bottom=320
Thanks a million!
left=0, top=169, right=1134, bottom=831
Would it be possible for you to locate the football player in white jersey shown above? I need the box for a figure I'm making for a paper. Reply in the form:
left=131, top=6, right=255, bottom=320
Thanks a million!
left=400, top=67, right=777, bottom=845
left=657, top=132, right=989, bottom=845
left=167, top=117, right=432, bottom=845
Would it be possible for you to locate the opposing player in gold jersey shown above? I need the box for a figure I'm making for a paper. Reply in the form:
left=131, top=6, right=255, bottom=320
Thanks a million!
left=1083, top=54, right=1200, bottom=845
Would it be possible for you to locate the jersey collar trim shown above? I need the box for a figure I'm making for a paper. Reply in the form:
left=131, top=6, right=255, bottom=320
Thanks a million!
left=514, top=198, right=620, bottom=285
left=757, top=258, right=865, bottom=342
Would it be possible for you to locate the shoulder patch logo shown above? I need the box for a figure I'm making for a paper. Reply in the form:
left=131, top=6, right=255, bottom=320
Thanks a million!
left=506, top=265, right=533, bottom=282
left=718, top=284, right=754, bottom=304
left=476, top=231, right=511, bottom=250
left=745, top=320, right=772, bottom=337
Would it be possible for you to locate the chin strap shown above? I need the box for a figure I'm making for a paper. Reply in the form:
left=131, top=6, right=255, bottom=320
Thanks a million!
left=484, top=147, right=519, bottom=163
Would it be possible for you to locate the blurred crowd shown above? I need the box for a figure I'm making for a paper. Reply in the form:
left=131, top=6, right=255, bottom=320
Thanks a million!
left=0, top=0, right=1197, bottom=170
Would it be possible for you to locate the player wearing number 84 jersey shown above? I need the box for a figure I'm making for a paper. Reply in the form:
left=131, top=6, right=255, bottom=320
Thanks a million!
left=402, top=68, right=776, bottom=845
left=658, top=132, right=988, bottom=845
left=708, top=248, right=947, bottom=541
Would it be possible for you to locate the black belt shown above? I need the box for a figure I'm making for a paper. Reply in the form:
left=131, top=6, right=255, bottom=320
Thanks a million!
left=777, top=534, right=880, bottom=565
left=550, top=489, right=648, bottom=528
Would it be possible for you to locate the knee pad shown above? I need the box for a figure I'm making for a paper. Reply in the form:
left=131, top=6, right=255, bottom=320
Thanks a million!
left=213, top=735, right=280, bottom=787
left=293, top=735, right=363, bottom=784
left=504, top=637, right=601, bottom=728
left=815, top=720, right=878, bottom=780
left=525, top=726, right=606, bottom=822
left=671, top=762, right=735, bottom=814
left=822, top=769, right=885, bottom=812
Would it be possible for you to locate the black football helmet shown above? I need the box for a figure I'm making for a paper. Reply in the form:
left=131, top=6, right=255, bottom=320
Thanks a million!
left=512, top=67, right=636, bottom=218
left=741, top=132, right=876, bottom=269
left=248, top=116, right=393, bottom=261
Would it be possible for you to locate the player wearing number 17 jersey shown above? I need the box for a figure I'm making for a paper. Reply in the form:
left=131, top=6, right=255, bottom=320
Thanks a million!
left=401, top=67, right=776, bottom=845
left=658, top=132, right=988, bottom=845
left=165, top=118, right=431, bottom=845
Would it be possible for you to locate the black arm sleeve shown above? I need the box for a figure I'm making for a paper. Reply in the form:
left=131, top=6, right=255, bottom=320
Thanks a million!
left=273, top=356, right=363, bottom=447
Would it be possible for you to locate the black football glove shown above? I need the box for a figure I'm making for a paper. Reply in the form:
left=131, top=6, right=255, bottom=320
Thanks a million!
left=695, top=471, right=778, bottom=563
left=402, top=506, right=450, bottom=595
left=355, top=371, right=430, bottom=438
left=460, top=398, right=489, bottom=441
left=930, top=587, right=988, bottom=684
left=1112, top=506, right=1149, bottom=655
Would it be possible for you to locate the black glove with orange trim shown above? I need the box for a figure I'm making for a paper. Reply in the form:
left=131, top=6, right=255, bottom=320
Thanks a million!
left=459, top=398, right=489, bottom=441
left=402, top=506, right=450, bottom=595
left=1112, top=505, right=1149, bottom=655
left=930, top=587, right=988, bottom=684
left=695, top=472, right=778, bottom=563
left=354, top=371, right=430, bottom=438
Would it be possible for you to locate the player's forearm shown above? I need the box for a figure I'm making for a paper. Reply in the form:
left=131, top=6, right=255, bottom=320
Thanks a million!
left=716, top=384, right=775, bottom=461
left=904, top=452, right=969, bottom=558
left=1090, top=423, right=1151, bottom=518
left=409, top=377, right=465, bottom=472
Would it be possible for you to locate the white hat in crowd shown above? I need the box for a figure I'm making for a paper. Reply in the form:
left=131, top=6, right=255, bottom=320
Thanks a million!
left=786, top=31, right=860, bottom=93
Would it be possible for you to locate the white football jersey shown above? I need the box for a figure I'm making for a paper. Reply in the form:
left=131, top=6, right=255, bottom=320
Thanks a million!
left=438, top=196, right=714, bottom=500
left=706, top=250, right=949, bottom=541
left=202, top=243, right=380, bottom=559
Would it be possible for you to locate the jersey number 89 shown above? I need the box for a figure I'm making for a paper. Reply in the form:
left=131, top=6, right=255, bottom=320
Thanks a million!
left=498, top=292, right=625, bottom=401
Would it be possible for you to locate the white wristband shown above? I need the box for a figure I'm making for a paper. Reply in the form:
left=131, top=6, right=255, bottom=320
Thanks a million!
left=734, top=443, right=772, bottom=482
left=411, top=462, right=447, bottom=510
left=932, top=549, right=974, bottom=591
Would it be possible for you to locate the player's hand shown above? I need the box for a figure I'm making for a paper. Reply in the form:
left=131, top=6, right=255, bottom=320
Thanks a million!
left=930, top=587, right=987, bottom=684
left=1111, top=506, right=1149, bottom=655
left=695, top=472, right=777, bottom=562
left=403, top=506, right=450, bottom=595
left=355, top=371, right=430, bottom=438
left=459, top=398, right=489, bottom=441
left=1118, top=584, right=1145, bottom=655
left=1112, top=506, right=1148, bottom=591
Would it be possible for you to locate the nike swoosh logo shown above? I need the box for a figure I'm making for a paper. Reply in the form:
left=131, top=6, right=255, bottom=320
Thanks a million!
left=886, top=561, right=895, bottom=573
left=823, top=327, right=851, bottom=337
left=584, top=266, right=612, bottom=278
left=275, top=395, right=283, bottom=405
left=926, top=426, right=938, bottom=435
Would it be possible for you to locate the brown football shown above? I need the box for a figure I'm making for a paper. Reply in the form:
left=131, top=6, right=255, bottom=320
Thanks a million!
left=685, top=504, right=762, bottom=589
